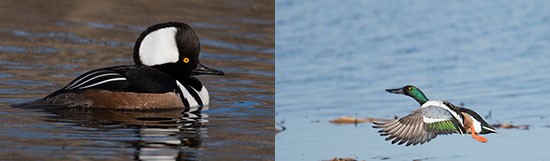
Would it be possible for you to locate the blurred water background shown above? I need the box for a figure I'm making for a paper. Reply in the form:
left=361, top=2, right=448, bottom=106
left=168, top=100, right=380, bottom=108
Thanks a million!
left=276, top=0, right=550, bottom=160
left=0, top=0, right=274, bottom=160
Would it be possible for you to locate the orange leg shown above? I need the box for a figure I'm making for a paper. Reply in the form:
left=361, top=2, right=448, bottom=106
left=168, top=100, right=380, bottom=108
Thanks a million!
left=470, top=124, right=487, bottom=143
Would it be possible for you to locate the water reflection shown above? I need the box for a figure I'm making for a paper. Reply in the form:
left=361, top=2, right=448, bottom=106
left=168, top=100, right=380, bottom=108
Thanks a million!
left=43, top=108, right=208, bottom=161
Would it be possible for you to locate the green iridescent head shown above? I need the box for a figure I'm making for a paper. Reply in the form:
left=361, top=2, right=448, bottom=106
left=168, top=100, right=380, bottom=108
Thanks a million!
left=386, top=85, right=429, bottom=105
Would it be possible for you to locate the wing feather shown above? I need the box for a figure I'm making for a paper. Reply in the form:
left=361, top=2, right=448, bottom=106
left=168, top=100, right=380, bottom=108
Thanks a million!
left=62, top=67, right=128, bottom=91
left=373, top=105, right=466, bottom=146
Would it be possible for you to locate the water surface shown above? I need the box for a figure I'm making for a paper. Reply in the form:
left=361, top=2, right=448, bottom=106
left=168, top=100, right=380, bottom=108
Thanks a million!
left=276, top=0, right=550, bottom=160
left=0, top=1, right=274, bottom=160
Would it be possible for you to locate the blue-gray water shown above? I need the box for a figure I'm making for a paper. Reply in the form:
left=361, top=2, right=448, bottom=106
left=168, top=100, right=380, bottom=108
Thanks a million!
left=0, top=1, right=274, bottom=161
left=276, top=0, right=550, bottom=160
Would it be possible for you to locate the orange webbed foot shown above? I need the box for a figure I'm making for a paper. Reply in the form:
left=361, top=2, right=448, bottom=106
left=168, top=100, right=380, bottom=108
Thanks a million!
left=470, top=124, right=487, bottom=143
left=472, top=134, right=487, bottom=143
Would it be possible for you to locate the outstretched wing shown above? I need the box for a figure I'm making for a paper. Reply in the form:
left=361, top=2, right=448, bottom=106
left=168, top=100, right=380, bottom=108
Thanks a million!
left=373, top=106, right=466, bottom=146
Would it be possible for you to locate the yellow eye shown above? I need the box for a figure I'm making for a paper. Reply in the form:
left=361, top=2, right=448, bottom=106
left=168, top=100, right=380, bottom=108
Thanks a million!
left=407, top=87, right=412, bottom=90
left=183, top=57, right=190, bottom=63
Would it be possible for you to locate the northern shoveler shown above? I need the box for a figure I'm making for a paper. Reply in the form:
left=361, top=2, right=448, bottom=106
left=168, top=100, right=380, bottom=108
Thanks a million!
left=373, top=85, right=496, bottom=146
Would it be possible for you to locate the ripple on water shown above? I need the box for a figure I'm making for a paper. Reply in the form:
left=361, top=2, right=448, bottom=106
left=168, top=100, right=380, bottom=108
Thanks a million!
left=1, top=80, right=54, bottom=86
left=0, top=45, right=60, bottom=54
left=9, top=29, right=133, bottom=48
left=0, top=61, right=47, bottom=69
left=0, top=73, right=13, bottom=79
left=202, top=39, right=273, bottom=54
left=201, top=52, right=272, bottom=64
left=54, top=21, right=146, bottom=34
left=0, top=45, right=27, bottom=53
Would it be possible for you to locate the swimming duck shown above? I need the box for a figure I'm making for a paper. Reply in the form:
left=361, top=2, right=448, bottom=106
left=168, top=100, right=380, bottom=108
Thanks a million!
left=373, top=85, right=496, bottom=146
left=20, top=22, right=224, bottom=111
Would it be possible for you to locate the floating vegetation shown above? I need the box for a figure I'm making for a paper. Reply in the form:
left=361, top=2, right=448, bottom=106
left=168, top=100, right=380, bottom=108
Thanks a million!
left=323, top=157, right=359, bottom=161
left=492, top=123, right=530, bottom=130
left=329, top=116, right=393, bottom=124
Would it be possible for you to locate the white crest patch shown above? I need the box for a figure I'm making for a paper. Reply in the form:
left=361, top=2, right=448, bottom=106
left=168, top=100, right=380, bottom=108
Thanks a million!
left=139, top=27, right=180, bottom=66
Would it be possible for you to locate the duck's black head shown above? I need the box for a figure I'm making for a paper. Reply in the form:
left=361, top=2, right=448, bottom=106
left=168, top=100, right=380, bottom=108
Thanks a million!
left=386, top=85, right=429, bottom=105
left=133, top=22, right=224, bottom=79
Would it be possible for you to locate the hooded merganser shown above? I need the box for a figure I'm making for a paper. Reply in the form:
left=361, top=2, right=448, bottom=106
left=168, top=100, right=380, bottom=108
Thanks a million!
left=27, top=22, right=224, bottom=111
left=373, top=85, right=496, bottom=146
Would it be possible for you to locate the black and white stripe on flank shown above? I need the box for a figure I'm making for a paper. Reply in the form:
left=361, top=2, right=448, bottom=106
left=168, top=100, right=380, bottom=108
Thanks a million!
left=62, top=69, right=127, bottom=90
left=175, top=81, right=204, bottom=111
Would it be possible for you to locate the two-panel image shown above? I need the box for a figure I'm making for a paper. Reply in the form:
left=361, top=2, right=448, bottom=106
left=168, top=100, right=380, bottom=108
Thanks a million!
left=0, top=0, right=548, bottom=161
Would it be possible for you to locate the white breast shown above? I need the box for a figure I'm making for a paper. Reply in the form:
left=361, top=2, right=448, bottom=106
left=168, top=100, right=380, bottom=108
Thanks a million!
left=175, top=81, right=209, bottom=108
left=198, top=86, right=210, bottom=105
